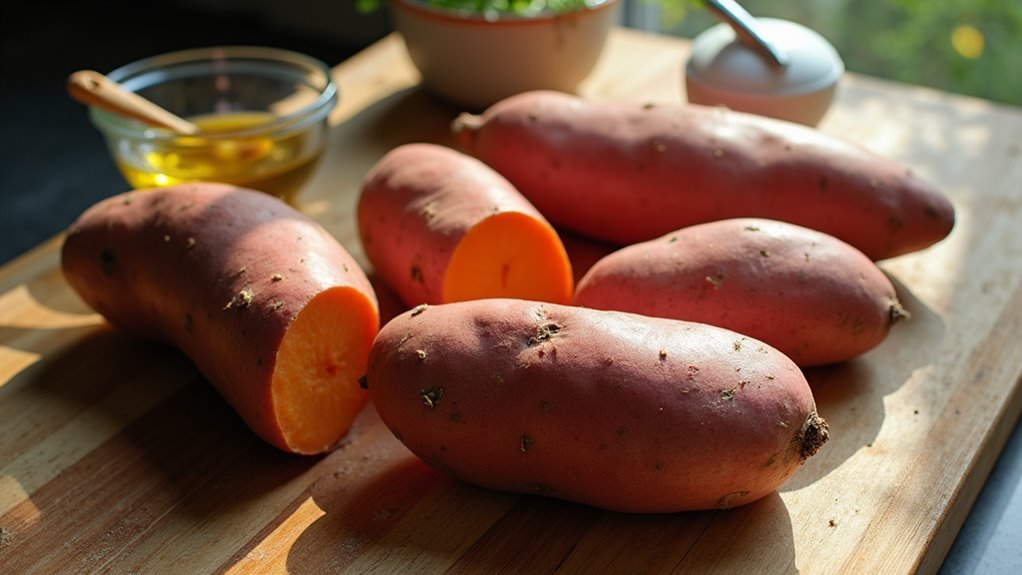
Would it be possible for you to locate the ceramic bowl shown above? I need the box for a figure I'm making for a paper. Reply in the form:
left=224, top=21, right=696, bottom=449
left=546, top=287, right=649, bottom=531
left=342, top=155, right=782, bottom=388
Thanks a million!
left=391, top=0, right=620, bottom=110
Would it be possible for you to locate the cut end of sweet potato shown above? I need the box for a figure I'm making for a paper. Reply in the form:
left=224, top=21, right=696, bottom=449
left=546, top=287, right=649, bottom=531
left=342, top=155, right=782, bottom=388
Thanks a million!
left=271, top=286, right=379, bottom=455
left=442, top=211, right=573, bottom=305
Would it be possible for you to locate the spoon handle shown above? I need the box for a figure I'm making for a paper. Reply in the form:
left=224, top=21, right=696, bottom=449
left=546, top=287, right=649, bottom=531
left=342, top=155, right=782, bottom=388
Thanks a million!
left=67, top=70, right=200, bottom=135
left=704, top=0, right=788, bottom=67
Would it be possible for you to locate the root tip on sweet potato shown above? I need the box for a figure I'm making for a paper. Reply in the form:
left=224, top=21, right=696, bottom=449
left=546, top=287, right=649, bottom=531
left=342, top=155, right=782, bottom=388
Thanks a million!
left=451, top=113, right=484, bottom=151
left=798, top=411, right=830, bottom=461
left=889, top=300, right=912, bottom=326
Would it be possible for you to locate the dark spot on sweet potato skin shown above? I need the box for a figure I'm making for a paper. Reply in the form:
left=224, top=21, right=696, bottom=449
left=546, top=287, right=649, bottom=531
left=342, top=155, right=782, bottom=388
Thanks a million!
left=100, top=248, right=117, bottom=275
left=528, top=323, right=561, bottom=346
left=420, top=386, right=443, bottom=408
left=520, top=433, right=535, bottom=452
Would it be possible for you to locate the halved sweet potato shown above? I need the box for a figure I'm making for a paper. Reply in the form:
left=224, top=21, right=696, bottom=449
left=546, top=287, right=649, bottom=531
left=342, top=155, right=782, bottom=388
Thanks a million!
left=61, top=182, right=379, bottom=454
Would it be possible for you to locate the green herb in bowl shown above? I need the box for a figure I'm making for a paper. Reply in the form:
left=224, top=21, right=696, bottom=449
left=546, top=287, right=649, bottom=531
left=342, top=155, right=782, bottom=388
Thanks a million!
left=359, top=0, right=600, bottom=18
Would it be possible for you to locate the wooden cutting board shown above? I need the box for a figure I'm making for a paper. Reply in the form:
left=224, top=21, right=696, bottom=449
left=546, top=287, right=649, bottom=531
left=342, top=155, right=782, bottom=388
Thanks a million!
left=2, top=28, right=1021, bottom=574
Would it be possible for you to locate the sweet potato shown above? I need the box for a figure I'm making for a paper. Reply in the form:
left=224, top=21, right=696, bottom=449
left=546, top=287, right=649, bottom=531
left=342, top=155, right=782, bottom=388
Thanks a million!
left=365, top=298, right=828, bottom=513
left=358, top=143, right=573, bottom=307
left=558, top=228, right=617, bottom=287
left=61, top=183, right=379, bottom=455
left=452, top=90, right=955, bottom=261
left=574, top=218, right=907, bottom=367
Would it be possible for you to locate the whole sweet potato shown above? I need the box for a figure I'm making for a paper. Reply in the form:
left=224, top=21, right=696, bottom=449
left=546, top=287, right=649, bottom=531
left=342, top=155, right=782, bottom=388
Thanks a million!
left=61, top=183, right=379, bottom=454
left=365, top=298, right=828, bottom=513
left=574, top=218, right=908, bottom=367
left=452, top=90, right=955, bottom=261
left=358, top=143, right=573, bottom=308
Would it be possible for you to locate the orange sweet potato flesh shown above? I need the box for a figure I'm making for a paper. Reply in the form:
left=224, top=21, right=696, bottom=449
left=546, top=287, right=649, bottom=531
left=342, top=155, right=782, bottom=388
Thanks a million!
left=61, top=183, right=379, bottom=454
left=574, top=218, right=908, bottom=367
left=358, top=143, right=573, bottom=308
left=452, top=90, right=956, bottom=261
left=366, top=298, right=828, bottom=513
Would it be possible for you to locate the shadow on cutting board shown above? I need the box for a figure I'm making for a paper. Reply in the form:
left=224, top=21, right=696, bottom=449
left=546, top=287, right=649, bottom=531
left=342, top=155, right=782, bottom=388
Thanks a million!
left=0, top=324, right=321, bottom=573
left=783, top=272, right=948, bottom=491
left=283, top=409, right=798, bottom=574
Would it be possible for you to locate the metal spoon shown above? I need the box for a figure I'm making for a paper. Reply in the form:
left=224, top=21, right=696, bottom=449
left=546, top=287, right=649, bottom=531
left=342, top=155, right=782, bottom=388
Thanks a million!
left=67, top=70, right=200, bottom=134
left=703, top=0, right=789, bottom=67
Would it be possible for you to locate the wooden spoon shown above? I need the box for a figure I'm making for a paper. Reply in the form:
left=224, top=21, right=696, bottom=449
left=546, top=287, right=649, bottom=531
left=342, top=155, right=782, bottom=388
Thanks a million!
left=67, top=70, right=200, bottom=135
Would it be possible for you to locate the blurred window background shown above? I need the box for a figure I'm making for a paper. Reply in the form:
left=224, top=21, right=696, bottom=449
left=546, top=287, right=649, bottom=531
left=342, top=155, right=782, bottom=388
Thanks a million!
left=141, top=1, right=1022, bottom=106
left=622, top=0, right=1022, bottom=107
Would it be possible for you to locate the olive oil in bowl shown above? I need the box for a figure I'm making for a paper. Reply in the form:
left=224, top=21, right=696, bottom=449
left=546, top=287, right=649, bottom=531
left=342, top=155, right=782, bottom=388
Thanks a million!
left=114, top=111, right=325, bottom=198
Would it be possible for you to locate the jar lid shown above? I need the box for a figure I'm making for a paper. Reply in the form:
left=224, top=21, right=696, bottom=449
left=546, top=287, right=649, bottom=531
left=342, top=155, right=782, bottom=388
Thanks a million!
left=687, top=18, right=844, bottom=96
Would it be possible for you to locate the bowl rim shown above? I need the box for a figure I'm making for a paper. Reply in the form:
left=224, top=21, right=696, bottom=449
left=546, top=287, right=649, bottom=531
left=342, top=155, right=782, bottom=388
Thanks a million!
left=90, top=45, right=338, bottom=142
left=391, top=0, right=618, bottom=25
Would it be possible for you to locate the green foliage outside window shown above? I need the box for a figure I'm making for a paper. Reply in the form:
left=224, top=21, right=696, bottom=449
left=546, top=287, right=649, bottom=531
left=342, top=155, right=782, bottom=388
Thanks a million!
left=654, top=0, right=1022, bottom=106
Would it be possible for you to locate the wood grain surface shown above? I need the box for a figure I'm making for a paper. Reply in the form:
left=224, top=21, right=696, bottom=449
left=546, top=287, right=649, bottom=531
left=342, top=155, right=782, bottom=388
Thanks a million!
left=2, top=28, right=1021, bottom=574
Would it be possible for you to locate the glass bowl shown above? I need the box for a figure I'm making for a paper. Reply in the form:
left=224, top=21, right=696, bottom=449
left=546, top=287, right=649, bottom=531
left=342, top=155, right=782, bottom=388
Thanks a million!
left=89, top=46, right=338, bottom=198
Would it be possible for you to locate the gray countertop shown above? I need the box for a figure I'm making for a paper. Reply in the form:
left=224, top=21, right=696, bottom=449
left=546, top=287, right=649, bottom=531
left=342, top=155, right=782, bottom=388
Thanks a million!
left=940, top=420, right=1022, bottom=574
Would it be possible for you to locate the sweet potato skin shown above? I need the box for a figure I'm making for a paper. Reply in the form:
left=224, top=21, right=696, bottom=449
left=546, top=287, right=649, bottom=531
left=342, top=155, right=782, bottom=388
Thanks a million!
left=558, top=228, right=617, bottom=286
left=61, top=183, right=379, bottom=454
left=358, top=143, right=572, bottom=307
left=366, top=299, right=828, bottom=513
left=574, top=218, right=907, bottom=367
left=452, top=90, right=955, bottom=261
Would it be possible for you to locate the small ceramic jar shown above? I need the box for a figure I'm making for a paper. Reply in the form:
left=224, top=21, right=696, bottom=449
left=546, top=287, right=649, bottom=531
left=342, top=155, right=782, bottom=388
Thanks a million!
left=685, top=18, right=844, bottom=126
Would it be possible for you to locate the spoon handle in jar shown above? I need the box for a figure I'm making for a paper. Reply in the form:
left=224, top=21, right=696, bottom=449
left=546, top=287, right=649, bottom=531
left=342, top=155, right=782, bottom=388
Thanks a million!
left=704, top=0, right=788, bottom=67
left=67, top=70, right=200, bottom=135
